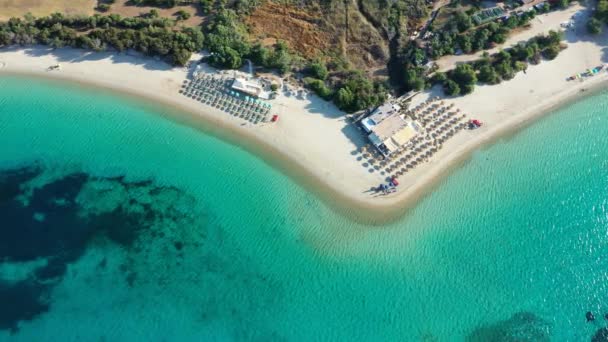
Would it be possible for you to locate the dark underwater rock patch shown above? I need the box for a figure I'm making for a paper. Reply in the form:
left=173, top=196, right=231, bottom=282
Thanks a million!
left=0, top=279, right=49, bottom=333
left=593, top=327, right=608, bottom=342
left=466, top=311, right=552, bottom=342
left=1, top=170, right=92, bottom=263
left=0, top=163, right=197, bottom=331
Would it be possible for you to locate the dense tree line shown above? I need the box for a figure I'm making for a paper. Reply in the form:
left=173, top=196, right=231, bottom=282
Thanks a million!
left=427, top=8, right=541, bottom=60
left=434, top=30, right=564, bottom=96
left=128, top=0, right=178, bottom=8
left=0, top=13, right=204, bottom=65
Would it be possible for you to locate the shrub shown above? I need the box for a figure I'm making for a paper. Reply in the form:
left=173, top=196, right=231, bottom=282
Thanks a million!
left=175, top=10, right=191, bottom=21
left=430, top=72, right=447, bottom=84
left=587, top=18, right=603, bottom=34
left=444, top=79, right=460, bottom=96
left=307, top=61, right=329, bottom=80
left=542, top=45, right=560, bottom=60
left=304, top=77, right=332, bottom=100
left=477, top=65, right=500, bottom=84
left=97, top=4, right=111, bottom=12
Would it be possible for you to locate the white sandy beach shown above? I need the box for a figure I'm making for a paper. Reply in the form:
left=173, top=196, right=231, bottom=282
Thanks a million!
left=0, top=3, right=607, bottom=222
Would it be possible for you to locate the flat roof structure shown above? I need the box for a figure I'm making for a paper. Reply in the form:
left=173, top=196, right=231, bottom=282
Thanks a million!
left=361, top=103, right=402, bottom=133
left=232, top=78, right=263, bottom=96
left=368, top=115, right=421, bottom=156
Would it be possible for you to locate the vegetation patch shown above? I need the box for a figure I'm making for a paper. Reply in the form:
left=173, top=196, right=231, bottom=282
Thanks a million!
left=0, top=13, right=204, bottom=65
left=0, top=0, right=96, bottom=21
left=434, top=30, right=565, bottom=96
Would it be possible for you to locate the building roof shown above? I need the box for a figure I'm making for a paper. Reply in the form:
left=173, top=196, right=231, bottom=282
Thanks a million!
left=369, top=103, right=402, bottom=125
left=370, top=115, right=407, bottom=142
left=232, top=78, right=263, bottom=97
left=369, top=115, right=420, bottom=153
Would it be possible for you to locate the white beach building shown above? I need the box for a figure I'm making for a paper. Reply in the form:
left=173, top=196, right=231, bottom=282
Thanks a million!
left=368, top=115, right=421, bottom=156
left=231, top=78, right=271, bottom=100
left=361, top=103, right=402, bottom=133
left=361, top=102, right=422, bottom=157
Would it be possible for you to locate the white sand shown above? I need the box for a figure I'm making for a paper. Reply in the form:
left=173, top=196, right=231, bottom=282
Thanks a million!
left=0, top=5, right=606, bottom=221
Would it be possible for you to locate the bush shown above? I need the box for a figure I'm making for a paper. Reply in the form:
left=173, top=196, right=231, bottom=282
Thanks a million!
left=209, top=46, right=242, bottom=69
left=430, top=71, right=447, bottom=84
left=542, top=45, right=560, bottom=60
left=444, top=79, right=460, bottom=96
left=249, top=43, right=271, bottom=66
left=97, top=4, right=111, bottom=12
left=304, top=77, right=332, bottom=100
left=477, top=64, right=500, bottom=84
left=404, top=68, right=425, bottom=91
left=455, top=11, right=473, bottom=32
left=587, top=18, right=603, bottom=34
left=175, top=10, right=191, bottom=21
left=330, top=73, right=386, bottom=112
left=334, top=87, right=356, bottom=111
left=200, top=0, right=213, bottom=14
left=307, top=61, right=329, bottom=80
left=0, top=13, right=203, bottom=66
left=451, top=63, right=477, bottom=91
left=494, top=60, right=515, bottom=80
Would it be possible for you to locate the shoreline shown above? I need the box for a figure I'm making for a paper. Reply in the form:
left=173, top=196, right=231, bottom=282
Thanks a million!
left=1, top=25, right=607, bottom=223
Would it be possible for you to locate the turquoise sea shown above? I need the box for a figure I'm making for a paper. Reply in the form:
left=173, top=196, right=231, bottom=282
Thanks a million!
left=2, top=75, right=608, bottom=341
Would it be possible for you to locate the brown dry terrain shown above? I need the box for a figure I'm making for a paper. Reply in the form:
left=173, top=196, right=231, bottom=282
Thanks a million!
left=245, top=1, right=389, bottom=70
left=106, top=0, right=204, bottom=26
left=244, top=2, right=331, bottom=59
left=0, top=0, right=96, bottom=20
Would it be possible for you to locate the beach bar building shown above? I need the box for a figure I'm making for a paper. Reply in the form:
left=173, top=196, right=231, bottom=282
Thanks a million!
left=368, top=115, right=421, bottom=157
left=361, top=103, right=402, bottom=133
left=360, top=102, right=421, bottom=157
left=231, top=78, right=270, bottom=100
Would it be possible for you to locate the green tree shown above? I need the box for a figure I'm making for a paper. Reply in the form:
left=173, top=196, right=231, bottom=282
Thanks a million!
left=587, top=17, right=603, bottom=34
left=597, top=0, right=608, bottom=21
left=543, top=45, right=560, bottom=60
left=200, top=0, right=213, bottom=14
left=269, top=41, right=292, bottom=75
left=304, top=78, right=332, bottom=100
left=404, top=69, right=424, bottom=91
left=308, top=61, right=329, bottom=80
left=210, top=46, right=242, bottom=69
left=334, top=87, right=355, bottom=111
left=430, top=72, right=447, bottom=84
left=97, top=4, right=111, bottom=12
left=451, top=63, right=477, bottom=93
left=458, top=34, right=473, bottom=54
left=249, top=43, right=270, bottom=66
left=175, top=10, right=191, bottom=21
left=477, top=65, right=499, bottom=84
left=455, top=11, right=473, bottom=32
left=444, top=79, right=460, bottom=96
left=494, top=60, right=515, bottom=80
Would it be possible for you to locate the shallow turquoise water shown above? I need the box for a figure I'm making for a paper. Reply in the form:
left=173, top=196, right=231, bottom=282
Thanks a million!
left=1, top=76, right=608, bottom=341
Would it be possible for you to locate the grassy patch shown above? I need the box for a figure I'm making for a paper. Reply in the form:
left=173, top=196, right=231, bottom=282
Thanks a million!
left=0, top=0, right=96, bottom=20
